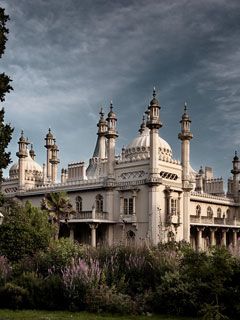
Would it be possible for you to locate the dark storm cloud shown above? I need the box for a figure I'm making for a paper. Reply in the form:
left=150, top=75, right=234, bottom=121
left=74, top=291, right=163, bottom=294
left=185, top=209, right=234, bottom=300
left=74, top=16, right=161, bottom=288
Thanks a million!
left=1, top=0, right=240, bottom=182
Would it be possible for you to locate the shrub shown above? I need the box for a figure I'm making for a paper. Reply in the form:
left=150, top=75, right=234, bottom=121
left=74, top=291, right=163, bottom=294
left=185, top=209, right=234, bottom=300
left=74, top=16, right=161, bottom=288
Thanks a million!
left=35, top=238, right=85, bottom=276
left=0, top=282, right=28, bottom=309
left=0, top=255, right=11, bottom=286
left=62, top=257, right=102, bottom=311
left=85, top=284, right=136, bottom=314
left=0, top=201, right=53, bottom=262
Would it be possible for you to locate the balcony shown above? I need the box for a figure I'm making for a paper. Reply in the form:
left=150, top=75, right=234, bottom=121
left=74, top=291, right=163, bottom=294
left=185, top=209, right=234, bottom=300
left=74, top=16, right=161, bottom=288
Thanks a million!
left=71, top=211, right=109, bottom=221
left=190, top=215, right=240, bottom=227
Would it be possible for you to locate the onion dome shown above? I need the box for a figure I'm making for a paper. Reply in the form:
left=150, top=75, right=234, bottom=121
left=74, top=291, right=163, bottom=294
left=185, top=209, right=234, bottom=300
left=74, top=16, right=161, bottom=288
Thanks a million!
left=19, top=130, right=27, bottom=142
left=9, top=150, right=43, bottom=179
left=107, top=101, right=117, bottom=120
left=233, top=151, right=239, bottom=162
left=198, top=166, right=204, bottom=175
left=46, top=128, right=53, bottom=139
left=149, top=87, right=159, bottom=107
left=125, top=126, right=172, bottom=161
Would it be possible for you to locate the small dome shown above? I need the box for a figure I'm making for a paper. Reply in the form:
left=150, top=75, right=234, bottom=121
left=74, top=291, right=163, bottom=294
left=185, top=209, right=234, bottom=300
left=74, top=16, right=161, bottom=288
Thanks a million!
left=107, top=102, right=117, bottom=119
left=9, top=150, right=43, bottom=178
left=125, top=127, right=172, bottom=161
left=46, top=128, right=53, bottom=139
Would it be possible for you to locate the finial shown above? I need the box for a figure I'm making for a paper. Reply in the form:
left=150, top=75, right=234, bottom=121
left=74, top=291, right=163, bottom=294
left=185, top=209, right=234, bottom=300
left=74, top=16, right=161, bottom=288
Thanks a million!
left=110, top=100, right=113, bottom=111
left=184, top=102, right=187, bottom=112
left=31, top=144, right=33, bottom=150
left=99, top=107, right=104, bottom=118
left=21, top=130, right=24, bottom=136
left=48, top=128, right=51, bottom=133
left=235, top=150, right=238, bottom=157
left=153, top=87, right=156, bottom=98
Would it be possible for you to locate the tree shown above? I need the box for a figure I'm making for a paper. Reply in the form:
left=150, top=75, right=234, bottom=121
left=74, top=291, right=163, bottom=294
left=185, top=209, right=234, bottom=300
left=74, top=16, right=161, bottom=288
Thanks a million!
left=0, top=200, right=53, bottom=261
left=0, top=7, right=13, bottom=183
left=41, top=192, right=75, bottom=240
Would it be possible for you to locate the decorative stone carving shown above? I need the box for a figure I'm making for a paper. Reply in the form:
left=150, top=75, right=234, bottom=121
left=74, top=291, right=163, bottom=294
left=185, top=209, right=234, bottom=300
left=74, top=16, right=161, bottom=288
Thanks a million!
left=119, top=170, right=146, bottom=180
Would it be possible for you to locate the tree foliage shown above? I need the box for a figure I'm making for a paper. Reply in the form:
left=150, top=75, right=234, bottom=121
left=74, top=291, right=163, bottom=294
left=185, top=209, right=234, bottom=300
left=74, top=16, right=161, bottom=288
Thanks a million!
left=0, top=200, right=53, bottom=261
left=41, top=192, right=75, bottom=239
left=0, top=7, right=13, bottom=182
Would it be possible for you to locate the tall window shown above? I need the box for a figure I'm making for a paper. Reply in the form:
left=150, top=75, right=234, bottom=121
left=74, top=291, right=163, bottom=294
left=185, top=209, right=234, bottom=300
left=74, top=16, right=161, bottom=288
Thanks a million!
left=96, top=194, right=103, bottom=213
left=217, top=208, right=222, bottom=218
left=196, top=205, right=201, bottom=217
left=76, top=196, right=82, bottom=213
left=207, top=206, right=213, bottom=218
left=124, top=198, right=133, bottom=215
left=171, top=199, right=177, bottom=214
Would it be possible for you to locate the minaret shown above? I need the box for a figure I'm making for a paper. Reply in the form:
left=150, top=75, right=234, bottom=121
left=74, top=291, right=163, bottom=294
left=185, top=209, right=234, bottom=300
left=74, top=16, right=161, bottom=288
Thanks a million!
left=97, top=108, right=108, bottom=159
left=178, top=103, right=193, bottom=183
left=146, top=88, right=162, bottom=182
left=49, top=139, right=60, bottom=183
left=146, top=88, right=162, bottom=245
left=44, top=128, right=54, bottom=181
left=231, top=151, right=240, bottom=202
left=16, top=131, right=29, bottom=190
left=139, top=115, right=146, bottom=134
left=29, top=144, right=36, bottom=160
left=178, top=102, right=193, bottom=241
left=105, top=101, right=118, bottom=246
left=106, top=101, right=118, bottom=178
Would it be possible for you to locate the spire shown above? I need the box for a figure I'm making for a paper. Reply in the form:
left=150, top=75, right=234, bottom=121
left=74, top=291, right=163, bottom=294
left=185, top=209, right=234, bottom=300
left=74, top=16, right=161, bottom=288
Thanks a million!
left=17, top=130, right=28, bottom=158
left=106, top=100, right=118, bottom=138
left=29, top=144, right=36, bottom=160
left=45, top=128, right=54, bottom=148
left=149, top=87, right=159, bottom=107
left=146, top=87, right=162, bottom=130
left=139, top=115, right=146, bottom=134
left=198, top=166, right=204, bottom=175
left=231, top=150, right=240, bottom=174
left=182, top=102, right=190, bottom=121
left=97, top=107, right=108, bottom=136
left=178, top=102, right=192, bottom=140
left=234, top=150, right=239, bottom=162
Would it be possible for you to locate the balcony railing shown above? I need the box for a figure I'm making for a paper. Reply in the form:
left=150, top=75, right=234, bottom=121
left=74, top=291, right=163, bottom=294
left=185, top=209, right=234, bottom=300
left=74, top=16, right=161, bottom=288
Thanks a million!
left=72, top=211, right=109, bottom=220
left=190, top=215, right=240, bottom=226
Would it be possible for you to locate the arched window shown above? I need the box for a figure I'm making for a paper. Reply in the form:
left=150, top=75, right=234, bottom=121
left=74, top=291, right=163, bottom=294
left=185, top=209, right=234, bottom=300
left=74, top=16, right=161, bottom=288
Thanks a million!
left=96, top=194, right=103, bottom=213
left=196, top=205, right=201, bottom=217
left=76, top=196, right=82, bottom=213
left=207, top=206, right=213, bottom=218
left=217, top=208, right=222, bottom=218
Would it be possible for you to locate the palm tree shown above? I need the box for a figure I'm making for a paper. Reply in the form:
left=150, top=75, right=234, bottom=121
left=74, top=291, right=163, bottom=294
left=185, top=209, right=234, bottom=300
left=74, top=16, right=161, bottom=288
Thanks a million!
left=41, top=191, right=75, bottom=240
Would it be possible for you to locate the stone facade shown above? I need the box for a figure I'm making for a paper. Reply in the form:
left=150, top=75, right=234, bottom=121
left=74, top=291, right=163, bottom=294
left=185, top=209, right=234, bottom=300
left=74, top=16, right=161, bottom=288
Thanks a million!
left=2, top=90, right=240, bottom=249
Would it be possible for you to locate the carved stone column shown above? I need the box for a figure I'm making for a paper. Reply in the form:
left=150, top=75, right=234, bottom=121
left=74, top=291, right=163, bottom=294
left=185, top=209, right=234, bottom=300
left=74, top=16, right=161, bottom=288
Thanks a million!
left=197, top=227, right=205, bottom=251
left=233, top=229, right=238, bottom=248
left=221, top=228, right=228, bottom=246
left=89, top=223, right=98, bottom=247
left=210, top=227, right=217, bottom=246
left=69, top=226, right=74, bottom=241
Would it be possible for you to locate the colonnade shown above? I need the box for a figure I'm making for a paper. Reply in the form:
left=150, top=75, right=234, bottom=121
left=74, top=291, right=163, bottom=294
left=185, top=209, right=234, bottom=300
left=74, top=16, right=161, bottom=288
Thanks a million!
left=191, top=226, right=239, bottom=250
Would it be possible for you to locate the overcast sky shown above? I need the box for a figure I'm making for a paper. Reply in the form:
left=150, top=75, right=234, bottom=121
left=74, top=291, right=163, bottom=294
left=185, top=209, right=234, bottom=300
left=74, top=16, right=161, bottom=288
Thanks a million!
left=1, top=0, right=240, bottom=184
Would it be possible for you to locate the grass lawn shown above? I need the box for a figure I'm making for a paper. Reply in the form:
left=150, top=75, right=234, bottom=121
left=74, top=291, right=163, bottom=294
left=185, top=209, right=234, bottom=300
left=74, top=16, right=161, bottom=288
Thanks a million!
left=0, top=310, right=199, bottom=320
